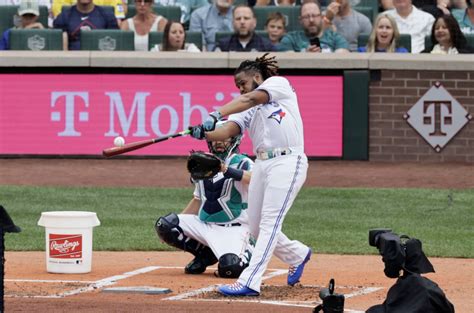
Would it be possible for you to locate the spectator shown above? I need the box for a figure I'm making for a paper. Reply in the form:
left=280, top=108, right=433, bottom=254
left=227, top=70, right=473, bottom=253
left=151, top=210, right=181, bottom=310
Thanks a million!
left=215, top=5, right=275, bottom=51
left=255, top=0, right=297, bottom=6
left=452, top=0, right=474, bottom=33
left=277, top=1, right=350, bottom=52
left=0, top=0, right=44, bottom=50
left=120, top=0, right=167, bottom=51
left=358, top=13, right=409, bottom=52
left=380, top=0, right=395, bottom=11
left=189, top=0, right=234, bottom=51
left=384, top=0, right=435, bottom=53
left=150, top=20, right=200, bottom=51
left=52, top=0, right=127, bottom=23
left=324, top=0, right=372, bottom=51
left=451, top=0, right=468, bottom=9
left=425, top=14, right=473, bottom=52
left=0, top=0, right=53, bottom=27
left=264, top=11, right=287, bottom=44
left=53, top=0, right=119, bottom=50
left=155, top=0, right=208, bottom=25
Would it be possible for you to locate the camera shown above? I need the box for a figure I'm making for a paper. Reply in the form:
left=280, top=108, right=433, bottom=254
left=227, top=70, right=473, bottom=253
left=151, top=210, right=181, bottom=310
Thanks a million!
left=369, top=228, right=407, bottom=278
left=313, top=279, right=344, bottom=313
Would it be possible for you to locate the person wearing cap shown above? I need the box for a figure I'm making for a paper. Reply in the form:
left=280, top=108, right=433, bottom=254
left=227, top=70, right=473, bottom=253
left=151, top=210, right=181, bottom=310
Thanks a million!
left=0, top=0, right=44, bottom=50
left=53, top=0, right=119, bottom=50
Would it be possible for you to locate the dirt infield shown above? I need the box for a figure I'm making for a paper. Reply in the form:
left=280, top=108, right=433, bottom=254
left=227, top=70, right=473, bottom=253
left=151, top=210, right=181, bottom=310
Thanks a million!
left=2, top=159, right=473, bottom=312
left=0, top=159, right=473, bottom=188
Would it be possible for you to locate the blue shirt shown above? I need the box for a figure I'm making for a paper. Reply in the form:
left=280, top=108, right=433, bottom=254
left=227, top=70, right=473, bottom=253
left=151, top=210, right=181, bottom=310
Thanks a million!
left=277, top=29, right=349, bottom=52
left=0, top=29, right=12, bottom=50
left=53, top=5, right=119, bottom=50
left=358, top=46, right=409, bottom=53
left=189, top=4, right=233, bottom=51
left=216, top=33, right=276, bottom=52
left=452, top=9, right=474, bottom=34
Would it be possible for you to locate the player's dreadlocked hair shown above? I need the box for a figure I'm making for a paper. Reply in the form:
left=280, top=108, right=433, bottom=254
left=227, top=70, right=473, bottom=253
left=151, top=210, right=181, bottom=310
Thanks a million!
left=234, top=53, right=279, bottom=80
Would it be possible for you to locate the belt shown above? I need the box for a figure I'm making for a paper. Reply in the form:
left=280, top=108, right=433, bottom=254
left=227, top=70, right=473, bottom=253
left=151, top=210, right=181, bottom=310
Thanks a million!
left=256, top=147, right=303, bottom=160
left=216, top=223, right=241, bottom=227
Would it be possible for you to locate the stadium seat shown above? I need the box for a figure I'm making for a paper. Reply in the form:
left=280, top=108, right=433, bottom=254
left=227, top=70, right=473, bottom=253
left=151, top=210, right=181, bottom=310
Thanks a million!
left=0, top=5, right=48, bottom=36
left=357, top=33, right=411, bottom=52
left=353, top=6, right=375, bottom=23
left=80, top=30, right=135, bottom=51
left=424, top=35, right=433, bottom=52
left=254, top=6, right=302, bottom=32
left=126, top=5, right=181, bottom=21
left=466, top=34, right=474, bottom=48
left=9, top=29, right=63, bottom=50
left=148, top=31, right=203, bottom=50
left=354, top=0, right=378, bottom=23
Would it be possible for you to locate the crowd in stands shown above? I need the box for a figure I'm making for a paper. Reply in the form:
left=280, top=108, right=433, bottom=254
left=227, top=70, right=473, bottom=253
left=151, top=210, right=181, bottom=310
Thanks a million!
left=0, top=0, right=473, bottom=53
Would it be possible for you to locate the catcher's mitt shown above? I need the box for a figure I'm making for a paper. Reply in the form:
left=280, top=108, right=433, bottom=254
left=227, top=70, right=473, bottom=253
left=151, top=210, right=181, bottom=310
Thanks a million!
left=187, top=151, right=222, bottom=180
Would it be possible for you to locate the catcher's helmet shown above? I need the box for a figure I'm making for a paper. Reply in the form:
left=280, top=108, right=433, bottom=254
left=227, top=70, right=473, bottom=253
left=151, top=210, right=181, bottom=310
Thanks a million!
left=207, top=120, right=242, bottom=160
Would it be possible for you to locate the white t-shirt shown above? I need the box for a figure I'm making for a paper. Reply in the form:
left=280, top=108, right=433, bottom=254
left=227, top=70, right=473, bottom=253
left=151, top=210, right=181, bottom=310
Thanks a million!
left=229, top=76, right=304, bottom=154
left=385, top=6, right=434, bottom=53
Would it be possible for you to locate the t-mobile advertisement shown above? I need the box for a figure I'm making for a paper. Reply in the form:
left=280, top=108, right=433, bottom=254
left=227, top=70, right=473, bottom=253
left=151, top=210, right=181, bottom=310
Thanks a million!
left=0, top=74, right=343, bottom=157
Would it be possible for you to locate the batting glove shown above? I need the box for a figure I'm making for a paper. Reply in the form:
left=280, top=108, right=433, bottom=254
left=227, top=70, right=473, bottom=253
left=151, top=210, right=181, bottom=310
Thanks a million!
left=189, top=125, right=205, bottom=140
left=202, top=111, right=222, bottom=131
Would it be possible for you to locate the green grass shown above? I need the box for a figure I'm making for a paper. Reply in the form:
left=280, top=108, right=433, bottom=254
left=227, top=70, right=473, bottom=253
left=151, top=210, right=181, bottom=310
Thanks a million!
left=1, top=186, right=472, bottom=258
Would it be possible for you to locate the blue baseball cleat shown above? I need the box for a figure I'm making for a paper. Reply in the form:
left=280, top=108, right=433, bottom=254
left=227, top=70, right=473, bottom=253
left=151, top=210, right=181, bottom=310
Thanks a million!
left=287, top=248, right=312, bottom=286
left=218, top=282, right=260, bottom=296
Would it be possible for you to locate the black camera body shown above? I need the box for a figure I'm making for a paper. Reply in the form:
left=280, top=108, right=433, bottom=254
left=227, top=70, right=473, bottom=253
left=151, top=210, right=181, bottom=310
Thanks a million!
left=369, top=228, right=407, bottom=278
left=313, top=279, right=345, bottom=313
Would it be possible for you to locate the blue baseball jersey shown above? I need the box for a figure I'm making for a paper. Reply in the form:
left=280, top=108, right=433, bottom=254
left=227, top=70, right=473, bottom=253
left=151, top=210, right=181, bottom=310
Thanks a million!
left=193, top=153, right=253, bottom=223
left=53, top=5, right=119, bottom=50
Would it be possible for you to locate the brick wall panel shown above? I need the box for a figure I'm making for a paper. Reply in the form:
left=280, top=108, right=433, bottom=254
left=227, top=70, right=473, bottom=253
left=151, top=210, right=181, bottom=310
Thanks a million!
left=368, top=70, right=473, bottom=162
left=444, top=72, right=469, bottom=80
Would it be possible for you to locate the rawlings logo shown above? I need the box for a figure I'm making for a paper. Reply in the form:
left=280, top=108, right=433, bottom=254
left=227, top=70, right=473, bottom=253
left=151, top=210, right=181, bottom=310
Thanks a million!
left=50, top=240, right=80, bottom=253
left=49, top=234, right=82, bottom=258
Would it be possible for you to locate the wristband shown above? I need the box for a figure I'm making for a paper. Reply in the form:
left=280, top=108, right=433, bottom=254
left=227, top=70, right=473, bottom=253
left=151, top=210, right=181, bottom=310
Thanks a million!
left=223, top=167, right=244, bottom=181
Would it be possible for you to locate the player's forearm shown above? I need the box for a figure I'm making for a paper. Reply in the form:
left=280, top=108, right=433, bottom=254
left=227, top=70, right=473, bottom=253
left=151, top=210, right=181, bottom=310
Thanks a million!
left=218, top=90, right=268, bottom=117
left=205, top=120, right=240, bottom=142
left=241, top=171, right=251, bottom=185
left=181, top=198, right=201, bottom=215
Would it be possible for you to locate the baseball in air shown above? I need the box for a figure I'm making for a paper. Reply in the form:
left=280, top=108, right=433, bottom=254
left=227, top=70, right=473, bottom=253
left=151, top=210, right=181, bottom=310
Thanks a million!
left=114, top=136, right=125, bottom=147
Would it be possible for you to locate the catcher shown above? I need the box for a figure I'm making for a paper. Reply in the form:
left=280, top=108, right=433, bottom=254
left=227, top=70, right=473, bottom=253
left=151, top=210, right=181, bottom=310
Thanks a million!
left=155, top=121, right=255, bottom=278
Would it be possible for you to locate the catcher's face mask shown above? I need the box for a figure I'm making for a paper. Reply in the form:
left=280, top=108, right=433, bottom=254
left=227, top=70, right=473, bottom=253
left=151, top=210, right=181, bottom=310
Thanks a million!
left=207, top=121, right=242, bottom=160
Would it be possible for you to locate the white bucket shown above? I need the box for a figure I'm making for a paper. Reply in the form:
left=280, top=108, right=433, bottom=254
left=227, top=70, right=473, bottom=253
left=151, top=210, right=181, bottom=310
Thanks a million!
left=38, top=211, right=100, bottom=274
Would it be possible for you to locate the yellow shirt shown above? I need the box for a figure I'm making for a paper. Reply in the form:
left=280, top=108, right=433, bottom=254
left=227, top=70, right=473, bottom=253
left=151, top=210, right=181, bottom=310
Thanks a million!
left=52, top=0, right=126, bottom=18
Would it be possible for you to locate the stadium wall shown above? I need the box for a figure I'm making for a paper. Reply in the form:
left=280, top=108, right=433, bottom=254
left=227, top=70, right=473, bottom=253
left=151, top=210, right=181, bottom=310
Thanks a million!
left=0, top=52, right=472, bottom=162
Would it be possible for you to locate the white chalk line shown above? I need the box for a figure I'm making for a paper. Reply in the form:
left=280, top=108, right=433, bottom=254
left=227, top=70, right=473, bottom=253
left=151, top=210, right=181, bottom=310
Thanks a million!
left=164, top=270, right=382, bottom=313
left=5, top=279, right=96, bottom=283
left=6, top=265, right=383, bottom=312
left=6, top=265, right=166, bottom=298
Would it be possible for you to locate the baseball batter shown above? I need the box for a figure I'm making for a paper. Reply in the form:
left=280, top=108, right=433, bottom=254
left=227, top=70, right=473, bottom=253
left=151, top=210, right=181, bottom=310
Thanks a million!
left=190, top=54, right=311, bottom=296
left=155, top=123, right=255, bottom=278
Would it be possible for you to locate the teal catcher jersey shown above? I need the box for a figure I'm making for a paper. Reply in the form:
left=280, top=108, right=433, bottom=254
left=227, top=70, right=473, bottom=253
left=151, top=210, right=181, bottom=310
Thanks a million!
left=194, top=153, right=253, bottom=223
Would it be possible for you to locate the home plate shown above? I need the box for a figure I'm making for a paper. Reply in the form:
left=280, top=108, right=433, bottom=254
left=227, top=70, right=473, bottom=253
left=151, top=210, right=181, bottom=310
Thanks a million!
left=102, top=286, right=172, bottom=294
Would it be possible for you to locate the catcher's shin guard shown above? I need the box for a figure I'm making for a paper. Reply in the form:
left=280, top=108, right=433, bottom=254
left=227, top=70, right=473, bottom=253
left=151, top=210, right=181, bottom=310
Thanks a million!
left=155, top=213, right=217, bottom=272
left=185, top=245, right=218, bottom=274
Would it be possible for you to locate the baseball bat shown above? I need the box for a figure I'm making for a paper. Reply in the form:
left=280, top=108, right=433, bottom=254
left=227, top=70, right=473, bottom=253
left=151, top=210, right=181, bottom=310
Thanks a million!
left=102, top=129, right=191, bottom=157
